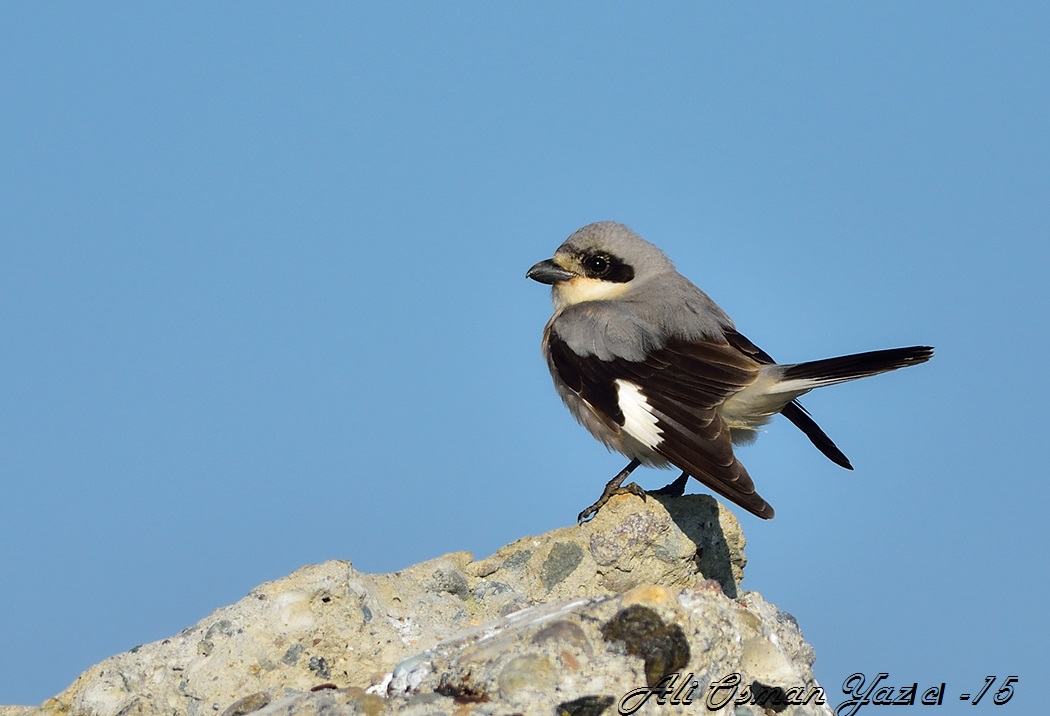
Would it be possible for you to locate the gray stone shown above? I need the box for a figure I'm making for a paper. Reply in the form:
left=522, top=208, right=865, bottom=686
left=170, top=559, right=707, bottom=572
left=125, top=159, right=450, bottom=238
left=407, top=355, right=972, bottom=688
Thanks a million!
left=540, top=541, right=584, bottom=591
left=5, top=494, right=831, bottom=716
left=423, top=562, right=470, bottom=600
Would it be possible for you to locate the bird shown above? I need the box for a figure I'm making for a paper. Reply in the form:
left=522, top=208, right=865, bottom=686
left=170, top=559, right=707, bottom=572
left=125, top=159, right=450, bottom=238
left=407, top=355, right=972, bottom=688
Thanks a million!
left=526, top=221, right=933, bottom=523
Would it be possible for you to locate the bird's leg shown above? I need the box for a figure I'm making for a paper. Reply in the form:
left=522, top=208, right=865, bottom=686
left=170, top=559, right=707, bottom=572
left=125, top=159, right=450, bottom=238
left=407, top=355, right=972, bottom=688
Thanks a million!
left=577, top=459, right=645, bottom=525
left=649, top=471, right=689, bottom=497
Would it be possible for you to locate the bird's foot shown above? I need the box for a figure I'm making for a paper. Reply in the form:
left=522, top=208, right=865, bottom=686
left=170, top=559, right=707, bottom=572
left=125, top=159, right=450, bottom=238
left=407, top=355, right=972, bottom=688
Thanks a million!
left=648, top=472, right=689, bottom=497
left=577, top=481, right=646, bottom=525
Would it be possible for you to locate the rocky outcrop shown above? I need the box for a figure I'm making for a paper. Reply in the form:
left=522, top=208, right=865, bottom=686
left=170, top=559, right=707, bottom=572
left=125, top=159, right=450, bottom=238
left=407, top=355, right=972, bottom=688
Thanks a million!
left=5, top=494, right=831, bottom=716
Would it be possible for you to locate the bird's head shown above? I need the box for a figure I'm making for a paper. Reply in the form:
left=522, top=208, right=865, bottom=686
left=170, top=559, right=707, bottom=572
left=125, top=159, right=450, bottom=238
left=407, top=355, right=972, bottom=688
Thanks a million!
left=526, top=221, right=674, bottom=310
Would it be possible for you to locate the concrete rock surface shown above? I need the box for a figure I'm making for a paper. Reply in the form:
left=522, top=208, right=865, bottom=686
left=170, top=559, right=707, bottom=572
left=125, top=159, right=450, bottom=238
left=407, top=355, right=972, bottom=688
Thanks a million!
left=6, top=494, right=832, bottom=716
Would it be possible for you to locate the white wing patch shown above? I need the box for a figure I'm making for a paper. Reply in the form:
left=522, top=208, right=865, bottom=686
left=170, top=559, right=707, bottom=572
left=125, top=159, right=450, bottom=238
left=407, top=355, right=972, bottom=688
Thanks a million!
left=615, top=379, right=663, bottom=449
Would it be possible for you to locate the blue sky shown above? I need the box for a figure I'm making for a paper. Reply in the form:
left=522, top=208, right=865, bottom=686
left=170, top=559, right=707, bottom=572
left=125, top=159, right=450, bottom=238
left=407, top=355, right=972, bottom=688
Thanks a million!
left=2, top=3, right=1047, bottom=710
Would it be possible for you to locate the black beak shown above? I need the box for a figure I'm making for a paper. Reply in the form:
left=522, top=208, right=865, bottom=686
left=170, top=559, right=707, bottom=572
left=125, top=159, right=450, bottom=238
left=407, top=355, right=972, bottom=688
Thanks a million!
left=526, top=258, right=576, bottom=285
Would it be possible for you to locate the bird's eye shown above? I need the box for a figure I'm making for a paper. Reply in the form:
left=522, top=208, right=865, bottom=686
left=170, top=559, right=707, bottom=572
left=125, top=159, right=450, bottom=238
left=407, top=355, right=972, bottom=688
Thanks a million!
left=584, top=254, right=611, bottom=277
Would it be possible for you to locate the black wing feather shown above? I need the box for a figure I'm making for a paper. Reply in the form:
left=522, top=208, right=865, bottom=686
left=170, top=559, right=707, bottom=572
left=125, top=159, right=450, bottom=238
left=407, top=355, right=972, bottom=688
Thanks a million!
left=549, top=330, right=774, bottom=519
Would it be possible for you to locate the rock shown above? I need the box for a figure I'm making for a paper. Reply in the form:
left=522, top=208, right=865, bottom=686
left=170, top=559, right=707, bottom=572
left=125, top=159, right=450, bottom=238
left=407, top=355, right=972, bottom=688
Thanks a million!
left=9, top=494, right=831, bottom=716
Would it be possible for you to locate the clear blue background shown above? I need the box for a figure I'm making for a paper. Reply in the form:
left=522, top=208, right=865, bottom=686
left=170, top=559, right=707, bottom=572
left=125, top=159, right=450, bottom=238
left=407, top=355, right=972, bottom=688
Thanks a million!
left=2, top=3, right=1047, bottom=710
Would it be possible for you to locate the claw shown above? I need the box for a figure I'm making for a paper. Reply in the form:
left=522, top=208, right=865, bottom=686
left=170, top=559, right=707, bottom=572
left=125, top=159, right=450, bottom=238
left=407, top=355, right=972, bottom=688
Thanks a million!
left=577, top=482, right=648, bottom=524
left=576, top=458, right=645, bottom=524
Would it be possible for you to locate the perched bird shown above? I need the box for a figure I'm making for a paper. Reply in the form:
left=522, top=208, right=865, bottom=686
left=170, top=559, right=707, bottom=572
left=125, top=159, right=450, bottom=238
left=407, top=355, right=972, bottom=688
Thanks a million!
left=526, top=221, right=933, bottom=523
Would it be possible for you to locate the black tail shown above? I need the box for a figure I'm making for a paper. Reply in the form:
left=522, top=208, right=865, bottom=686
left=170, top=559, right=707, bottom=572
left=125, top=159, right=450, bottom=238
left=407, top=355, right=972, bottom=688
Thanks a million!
left=781, top=401, right=853, bottom=469
left=723, top=329, right=932, bottom=472
left=782, top=346, right=934, bottom=386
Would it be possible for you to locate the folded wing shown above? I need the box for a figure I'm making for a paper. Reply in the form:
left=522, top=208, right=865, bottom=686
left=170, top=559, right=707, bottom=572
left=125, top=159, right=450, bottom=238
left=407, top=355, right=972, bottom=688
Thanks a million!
left=547, top=330, right=775, bottom=519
